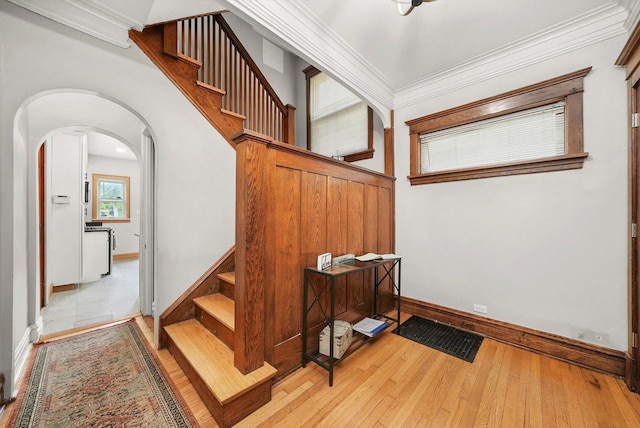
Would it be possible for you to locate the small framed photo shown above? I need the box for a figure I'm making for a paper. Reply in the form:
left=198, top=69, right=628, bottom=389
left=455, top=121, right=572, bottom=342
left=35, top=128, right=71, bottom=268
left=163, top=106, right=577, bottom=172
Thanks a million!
left=317, top=252, right=332, bottom=270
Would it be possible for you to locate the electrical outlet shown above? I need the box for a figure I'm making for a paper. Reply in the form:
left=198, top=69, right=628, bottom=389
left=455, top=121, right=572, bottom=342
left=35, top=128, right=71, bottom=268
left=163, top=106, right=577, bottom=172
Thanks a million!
left=473, top=304, right=488, bottom=314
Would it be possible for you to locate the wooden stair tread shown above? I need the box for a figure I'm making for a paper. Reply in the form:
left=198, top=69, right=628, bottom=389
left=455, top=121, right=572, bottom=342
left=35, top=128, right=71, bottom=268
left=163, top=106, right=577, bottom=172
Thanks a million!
left=194, top=294, right=235, bottom=330
left=164, top=319, right=277, bottom=404
left=217, top=271, right=236, bottom=285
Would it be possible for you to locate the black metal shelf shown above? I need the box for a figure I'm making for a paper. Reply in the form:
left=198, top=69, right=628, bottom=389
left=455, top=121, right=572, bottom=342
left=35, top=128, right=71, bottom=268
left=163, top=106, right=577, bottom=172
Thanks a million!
left=302, top=258, right=401, bottom=386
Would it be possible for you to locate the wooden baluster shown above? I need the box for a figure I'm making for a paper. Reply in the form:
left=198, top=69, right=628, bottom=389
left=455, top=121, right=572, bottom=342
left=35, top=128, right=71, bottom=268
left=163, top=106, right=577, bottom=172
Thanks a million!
left=269, top=99, right=273, bottom=139
left=253, top=75, right=258, bottom=132
left=214, top=20, right=222, bottom=88
left=234, top=48, right=238, bottom=114
left=225, top=37, right=230, bottom=110
left=197, top=18, right=202, bottom=82
left=209, top=17, right=216, bottom=86
left=263, top=88, right=267, bottom=136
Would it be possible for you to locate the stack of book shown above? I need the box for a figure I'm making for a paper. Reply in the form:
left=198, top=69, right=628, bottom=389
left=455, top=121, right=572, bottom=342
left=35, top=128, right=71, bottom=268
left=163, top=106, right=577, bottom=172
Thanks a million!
left=353, top=317, right=388, bottom=337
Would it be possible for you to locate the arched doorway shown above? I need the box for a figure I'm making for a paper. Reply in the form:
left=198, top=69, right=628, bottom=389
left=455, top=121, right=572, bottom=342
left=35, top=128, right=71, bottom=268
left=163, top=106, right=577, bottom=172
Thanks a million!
left=14, top=89, right=157, bottom=339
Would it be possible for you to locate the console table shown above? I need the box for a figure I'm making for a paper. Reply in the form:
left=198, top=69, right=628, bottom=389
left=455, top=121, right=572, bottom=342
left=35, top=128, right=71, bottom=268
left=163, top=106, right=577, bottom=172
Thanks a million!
left=302, top=257, right=401, bottom=386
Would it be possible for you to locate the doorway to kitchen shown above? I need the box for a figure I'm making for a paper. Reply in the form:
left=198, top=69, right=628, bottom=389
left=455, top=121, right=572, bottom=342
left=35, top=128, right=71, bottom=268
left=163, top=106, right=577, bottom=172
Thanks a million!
left=23, top=90, right=157, bottom=342
left=39, top=128, right=146, bottom=335
left=40, top=129, right=144, bottom=336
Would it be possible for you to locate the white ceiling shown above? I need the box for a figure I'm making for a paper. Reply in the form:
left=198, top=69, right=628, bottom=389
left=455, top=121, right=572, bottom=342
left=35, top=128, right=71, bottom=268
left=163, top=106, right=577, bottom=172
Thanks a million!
left=7, top=0, right=638, bottom=125
left=297, top=0, right=617, bottom=90
left=87, top=133, right=137, bottom=161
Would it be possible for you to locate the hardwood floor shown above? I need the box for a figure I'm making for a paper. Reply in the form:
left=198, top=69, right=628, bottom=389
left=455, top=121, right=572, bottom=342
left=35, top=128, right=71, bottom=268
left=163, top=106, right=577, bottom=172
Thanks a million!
left=3, top=314, right=640, bottom=427
left=136, top=315, right=640, bottom=427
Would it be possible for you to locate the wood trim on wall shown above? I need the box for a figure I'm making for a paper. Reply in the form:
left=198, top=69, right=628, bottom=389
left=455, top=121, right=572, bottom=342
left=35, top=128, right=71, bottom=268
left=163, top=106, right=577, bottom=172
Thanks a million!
left=304, top=66, right=374, bottom=162
left=406, top=67, right=591, bottom=185
left=113, top=253, right=139, bottom=261
left=384, top=110, right=395, bottom=177
left=616, top=20, right=640, bottom=392
left=401, top=296, right=626, bottom=378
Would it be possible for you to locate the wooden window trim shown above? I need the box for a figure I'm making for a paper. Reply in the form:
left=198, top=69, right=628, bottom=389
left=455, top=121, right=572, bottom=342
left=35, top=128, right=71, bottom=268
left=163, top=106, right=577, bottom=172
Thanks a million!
left=406, top=67, right=591, bottom=185
left=93, top=173, right=131, bottom=223
left=304, top=65, right=374, bottom=161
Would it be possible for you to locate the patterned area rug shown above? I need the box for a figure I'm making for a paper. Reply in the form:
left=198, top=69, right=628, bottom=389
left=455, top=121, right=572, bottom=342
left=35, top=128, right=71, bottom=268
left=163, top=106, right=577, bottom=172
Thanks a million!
left=9, top=320, right=197, bottom=427
left=393, top=315, right=484, bottom=363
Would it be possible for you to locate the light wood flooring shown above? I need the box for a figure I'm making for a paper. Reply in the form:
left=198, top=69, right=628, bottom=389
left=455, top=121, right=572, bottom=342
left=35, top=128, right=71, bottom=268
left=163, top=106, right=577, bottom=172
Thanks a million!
left=4, top=314, right=640, bottom=427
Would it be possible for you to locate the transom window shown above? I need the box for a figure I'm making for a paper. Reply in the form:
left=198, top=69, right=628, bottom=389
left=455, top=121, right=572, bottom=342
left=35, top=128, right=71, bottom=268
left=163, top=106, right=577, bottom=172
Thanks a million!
left=407, top=68, right=591, bottom=185
left=93, top=174, right=130, bottom=222
left=304, top=66, right=373, bottom=162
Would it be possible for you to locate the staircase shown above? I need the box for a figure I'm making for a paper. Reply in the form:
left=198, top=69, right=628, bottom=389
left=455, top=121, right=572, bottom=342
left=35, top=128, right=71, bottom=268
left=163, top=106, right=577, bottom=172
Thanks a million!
left=129, top=14, right=287, bottom=427
left=129, top=12, right=295, bottom=147
left=164, top=272, right=277, bottom=427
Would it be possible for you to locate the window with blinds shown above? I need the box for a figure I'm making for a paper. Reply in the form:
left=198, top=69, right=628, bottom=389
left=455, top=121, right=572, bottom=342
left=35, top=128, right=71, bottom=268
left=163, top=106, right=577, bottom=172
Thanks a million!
left=306, top=67, right=372, bottom=160
left=420, top=102, right=566, bottom=173
left=406, top=68, right=589, bottom=185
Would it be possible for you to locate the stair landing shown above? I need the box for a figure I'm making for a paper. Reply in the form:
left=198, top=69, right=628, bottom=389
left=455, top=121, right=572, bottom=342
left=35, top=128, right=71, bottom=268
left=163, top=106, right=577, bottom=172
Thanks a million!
left=165, top=319, right=277, bottom=427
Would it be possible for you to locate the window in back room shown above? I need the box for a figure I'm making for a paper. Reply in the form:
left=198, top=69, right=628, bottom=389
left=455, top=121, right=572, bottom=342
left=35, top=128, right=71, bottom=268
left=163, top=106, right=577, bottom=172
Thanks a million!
left=305, top=66, right=373, bottom=162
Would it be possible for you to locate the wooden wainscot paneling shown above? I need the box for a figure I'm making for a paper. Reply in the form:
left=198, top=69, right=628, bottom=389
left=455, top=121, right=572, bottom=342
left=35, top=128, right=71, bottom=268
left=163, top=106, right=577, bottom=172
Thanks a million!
left=235, top=132, right=396, bottom=377
left=266, top=138, right=395, bottom=375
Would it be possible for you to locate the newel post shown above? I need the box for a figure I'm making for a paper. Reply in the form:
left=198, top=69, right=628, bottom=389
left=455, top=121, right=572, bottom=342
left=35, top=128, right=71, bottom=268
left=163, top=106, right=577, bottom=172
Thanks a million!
left=233, top=130, right=272, bottom=374
left=163, top=22, right=178, bottom=58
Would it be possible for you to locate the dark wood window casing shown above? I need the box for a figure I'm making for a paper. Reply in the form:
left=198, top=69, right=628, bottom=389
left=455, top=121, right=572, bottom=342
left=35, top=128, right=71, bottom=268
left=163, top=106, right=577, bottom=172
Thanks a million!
left=304, top=65, right=374, bottom=162
left=406, top=67, right=592, bottom=185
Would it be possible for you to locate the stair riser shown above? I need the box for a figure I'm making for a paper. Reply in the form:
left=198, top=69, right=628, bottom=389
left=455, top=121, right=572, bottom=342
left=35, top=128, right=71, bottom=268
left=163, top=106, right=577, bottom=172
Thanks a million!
left=195, top=305, right=235, bottom=349
left=218, top=279, right=234, bottom=300
left=166, top=336, right=273, bottom=427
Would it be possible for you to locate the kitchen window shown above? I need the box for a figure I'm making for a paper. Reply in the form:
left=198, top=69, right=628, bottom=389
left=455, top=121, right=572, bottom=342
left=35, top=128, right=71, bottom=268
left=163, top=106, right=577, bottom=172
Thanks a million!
left=93, top=174, right=130, bottom=222
left=406, top=67, right=591, bottom=185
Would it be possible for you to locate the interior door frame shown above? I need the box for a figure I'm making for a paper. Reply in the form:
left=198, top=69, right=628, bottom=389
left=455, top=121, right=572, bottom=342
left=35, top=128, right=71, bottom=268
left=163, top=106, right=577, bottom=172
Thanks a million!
left=616, top=21, right=640, bottom=392
left=629, top=79, right=639, bottom=392
left=139, top=130, right=155, bottom=317
left=38, top=143, right=46, bottom=308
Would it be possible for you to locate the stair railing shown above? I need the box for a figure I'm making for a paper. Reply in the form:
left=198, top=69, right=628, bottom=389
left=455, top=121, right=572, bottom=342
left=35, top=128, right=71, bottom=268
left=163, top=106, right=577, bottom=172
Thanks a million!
left=173, top=13, right=292, bottom=144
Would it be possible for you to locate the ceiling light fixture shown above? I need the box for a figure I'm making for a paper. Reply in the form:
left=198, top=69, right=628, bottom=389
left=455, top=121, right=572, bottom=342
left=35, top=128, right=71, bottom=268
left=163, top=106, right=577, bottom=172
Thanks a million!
left=391, top=0, right=436, bottom=16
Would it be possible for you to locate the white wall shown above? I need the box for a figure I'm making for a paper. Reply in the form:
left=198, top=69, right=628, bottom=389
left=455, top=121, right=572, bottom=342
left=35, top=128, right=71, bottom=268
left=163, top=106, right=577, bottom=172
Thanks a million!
left=86, top=154, right=141, bottom=256
left=224, top=13, right=298, bottom=109
left=0, top=1, right=236, bottom=396
left=394, top=36, right=629, bottom=350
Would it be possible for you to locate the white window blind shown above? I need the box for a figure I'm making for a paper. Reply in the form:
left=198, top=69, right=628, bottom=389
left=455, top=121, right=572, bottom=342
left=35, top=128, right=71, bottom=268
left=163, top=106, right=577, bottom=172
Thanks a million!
left=310, top=72, right=368, bottom=157
left=420, top=101, right=565, bottom=173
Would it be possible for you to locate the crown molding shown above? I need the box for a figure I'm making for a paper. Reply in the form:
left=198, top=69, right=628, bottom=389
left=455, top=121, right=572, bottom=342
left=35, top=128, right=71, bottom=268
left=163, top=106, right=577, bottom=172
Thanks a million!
left=7, top=0, right=148, bottom=48
left=620, top=0, right=640, bottom=32
left=226, top=0, right=630, bottom=125
left=394, top=3, right=629, bottom=109
left=226, top=0, right=395, bottom=127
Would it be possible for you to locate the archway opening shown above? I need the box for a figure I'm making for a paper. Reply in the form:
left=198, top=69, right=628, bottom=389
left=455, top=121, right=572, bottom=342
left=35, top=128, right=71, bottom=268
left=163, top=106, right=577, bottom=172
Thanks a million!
left=14, top=89, right=157, bottom=339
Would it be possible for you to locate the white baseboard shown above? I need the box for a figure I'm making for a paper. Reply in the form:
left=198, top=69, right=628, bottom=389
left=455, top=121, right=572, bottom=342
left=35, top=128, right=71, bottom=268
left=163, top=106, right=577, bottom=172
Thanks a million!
left=13, top=327, right=32, bottom=393
left=29, top=316, right=43, bottom=342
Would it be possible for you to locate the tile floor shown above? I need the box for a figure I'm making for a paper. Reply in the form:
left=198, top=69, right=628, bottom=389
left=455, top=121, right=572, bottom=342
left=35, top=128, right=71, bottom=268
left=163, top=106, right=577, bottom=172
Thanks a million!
left=42, top=259, right=140, bottom=335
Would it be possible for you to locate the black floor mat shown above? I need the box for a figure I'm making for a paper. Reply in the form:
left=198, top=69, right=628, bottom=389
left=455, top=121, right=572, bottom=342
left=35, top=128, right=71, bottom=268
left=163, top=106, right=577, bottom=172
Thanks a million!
left=393, top=316, right=484, bottom=363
